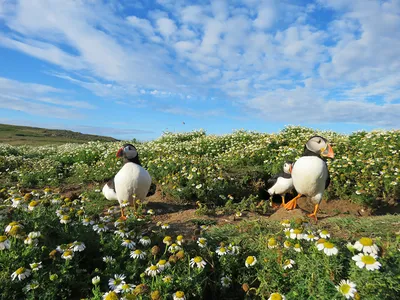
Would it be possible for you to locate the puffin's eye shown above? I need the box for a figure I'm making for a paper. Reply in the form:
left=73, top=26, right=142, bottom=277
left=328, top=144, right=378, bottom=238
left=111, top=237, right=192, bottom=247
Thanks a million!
left=317, top=139, right=321, bottom=144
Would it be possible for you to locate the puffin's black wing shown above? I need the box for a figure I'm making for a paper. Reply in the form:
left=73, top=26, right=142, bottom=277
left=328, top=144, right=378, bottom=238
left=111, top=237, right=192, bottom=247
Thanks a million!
left=267, top=172, right=291, bottom=187
left=105, top=178, right=116, bottom=193
left=324, top=161, right=331, bottom=189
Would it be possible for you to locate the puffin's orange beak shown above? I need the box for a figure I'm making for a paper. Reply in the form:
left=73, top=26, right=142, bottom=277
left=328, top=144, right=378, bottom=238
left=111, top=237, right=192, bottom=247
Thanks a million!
left=116, top=148, right=123, bottom=158
left=289, top=164, right=293, bottom=174
left=321, top=144, right=334, bottom=159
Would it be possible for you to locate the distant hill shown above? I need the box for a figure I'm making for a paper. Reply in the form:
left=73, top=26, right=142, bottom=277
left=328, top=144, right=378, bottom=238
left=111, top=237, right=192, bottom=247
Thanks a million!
left=0, top=123, right=118, bottom=145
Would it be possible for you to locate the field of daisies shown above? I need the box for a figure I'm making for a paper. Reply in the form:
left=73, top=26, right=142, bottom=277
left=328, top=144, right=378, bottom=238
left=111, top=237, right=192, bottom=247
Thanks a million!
left=0, top=126, right=399, bottom=299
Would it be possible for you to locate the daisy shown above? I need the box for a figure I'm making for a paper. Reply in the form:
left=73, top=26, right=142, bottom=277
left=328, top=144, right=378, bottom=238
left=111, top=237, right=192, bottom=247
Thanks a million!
left=163, top=236, right=172, bottom=245
left=197, top=237, right=207, bottom=248
left=0, top=235, right=11, bottom=250
left=336, top=279, right=357, bottom=299
left=352, top=253, right=381, bottom=271
left=268, top=292, right=286, bottom=300
left=293, top=243, right=303, bottom=252
left=103, top=256, right=116, bottom=264
left=304, top=233, right=319, bottom=242
left=284, top=228, right=291, bottom=239
left=61, top=250, right=74, bottom=260
left=103, top=291, right=118, bottom=300
left=353, top=237, right=379, bottom=254
left=161, top=223, right=170, bottom=229
left=190, top=256, right=207, bottom=269
left=114, top=229, right=129, bottom=238
left=130, top=249, right=146, bottom=260
left=168, top=243, right=181, bottom=253
left=120, top=199, right=129, bottom=208
left=11, top=267, right=31, bottom=281
left=145, top=265, right=161, bottom=277
left=280, top=220, right=291, bottom=228
left=317, top=241, right=339, bottom=256
left=268, top=237, right=279, bottom=249
left=176, top=235, right=184, bottom=245
left=108, top=274, right=126, bottom=290
left=216, top=246, right=229, bottom=256
left=72, top=241, right=86, bottom=252
left=245, top=256, right=257, bottom=268
left=283, top=240, right=292, bottom=249
left=24, top=280, right=39, bottom=292
left=93, top=224, right=108, bottom=233
left=5, top=221, right=23, bottom=233
left=115, top=283, right=135, bottom=294
left=121, top=239, right=136, bottom=249
left=51, top=198, right=62, bottom=205
left=221, top=276, right=232, bottom=288
left=156, top=259, right=171, bottom=270
left=290, top=228, right=304, bottom=240
left=200, top=225, right=209, bottom=230
left=228, top=243, right=240, bottom=255
left=11, top=198, right=22, bottom=208
left=147, top=209, right=155, bottom=215
left=29, top=262, right=42, bottom=271
left=173, top=291, right=186, bottom=300
left=283, top=259, right=295, bottom=270
left=82, top=217, right=94, bottom=226
left=139, top=236, right=151, bottom=246
left=28, top=200, right=39, bottom=211
left=318, top=230, right=330, bottom=239
left=163, top=275, right=173, bottom=283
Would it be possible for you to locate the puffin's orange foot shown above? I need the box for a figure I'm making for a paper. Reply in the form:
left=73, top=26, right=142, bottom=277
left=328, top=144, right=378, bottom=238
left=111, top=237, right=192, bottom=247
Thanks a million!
left=307, top=213, right=318, bottom=222
left=284, top=199, right=297, bottom=210
left=120, top=215, right=127, bottom=220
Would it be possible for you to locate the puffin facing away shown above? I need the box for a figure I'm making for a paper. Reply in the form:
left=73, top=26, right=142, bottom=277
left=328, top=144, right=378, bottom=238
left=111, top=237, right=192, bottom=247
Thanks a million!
left=267, top=161, right=293, bottom=206
left=102, top=144, right=152, bottom=219
left=284, top=136, right=334, bottom=221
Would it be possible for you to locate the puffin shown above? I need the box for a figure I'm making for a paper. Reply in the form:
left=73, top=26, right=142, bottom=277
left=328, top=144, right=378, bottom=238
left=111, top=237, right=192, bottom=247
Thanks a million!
left=102, top=143, right=152, bottom=219
left=267, top=161, right=294, bottom=206
left=283, top=136, right=334, bottom=221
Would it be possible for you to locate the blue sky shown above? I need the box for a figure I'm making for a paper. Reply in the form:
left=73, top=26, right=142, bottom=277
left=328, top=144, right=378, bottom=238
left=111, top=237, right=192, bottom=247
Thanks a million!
left=0, top=0, right=399, bottom=140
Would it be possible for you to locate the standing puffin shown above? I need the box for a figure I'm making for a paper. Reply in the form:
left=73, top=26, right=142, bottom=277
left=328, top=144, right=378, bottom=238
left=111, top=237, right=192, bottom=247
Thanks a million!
left=102, top=144, right=152, bottom=219
left=283, top=136, right=334, bottom=221
left=267, top=161, right=294, bottom=206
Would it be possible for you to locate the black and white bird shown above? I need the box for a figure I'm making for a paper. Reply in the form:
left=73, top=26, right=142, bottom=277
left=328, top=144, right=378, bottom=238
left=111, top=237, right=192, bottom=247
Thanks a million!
left=102, top=144, right=152, bottom=219
left=267, top=161, right=294, bottom=206
left=284, top=136, right=334, bottom=221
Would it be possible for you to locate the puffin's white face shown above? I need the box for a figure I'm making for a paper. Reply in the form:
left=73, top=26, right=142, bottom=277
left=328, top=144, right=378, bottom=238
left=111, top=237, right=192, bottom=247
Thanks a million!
left=116, top=144, right=138, bottom=159
left=283, top=162, right=292, bottom=174
left=305, top=136, right=334, bottom=158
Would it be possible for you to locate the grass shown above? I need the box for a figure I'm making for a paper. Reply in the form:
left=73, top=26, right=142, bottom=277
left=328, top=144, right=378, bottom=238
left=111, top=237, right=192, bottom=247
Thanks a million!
left=0, top=123, right=117, bottom=145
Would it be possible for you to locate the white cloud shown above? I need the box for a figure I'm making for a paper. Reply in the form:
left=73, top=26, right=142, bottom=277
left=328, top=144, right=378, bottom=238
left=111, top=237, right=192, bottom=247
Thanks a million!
left=156, top=17, right=177, bottom=39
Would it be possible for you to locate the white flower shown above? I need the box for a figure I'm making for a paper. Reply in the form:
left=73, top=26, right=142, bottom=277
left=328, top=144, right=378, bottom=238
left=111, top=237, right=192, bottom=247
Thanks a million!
left=29, top=262, right=42, bottom=271
left=139, top=236, right=151, bottom=246
left=61, top=250, right=74, bottom=260
left=121, top=239, right=136, bottom=249
left=92, top=276, right=100, bottom=285
left=216, top=246, right=228, bottom=256
left=103, top=256, right=116, bottom=263
left=173, top=291, right=186, bottom=300
left=11, top=198, right=22, bottom=208
left=93, top=223, right=108, bottom=233
left=245, top=256, right=257, bottom=268
left=221, top=276, right=232, bottom=287
left=317, top=241, right=339, bottom=256
left=293, top=243, right=303, bottom=252
left=59, top=215, right=71, bottom=224
left=268, top=293, right=286, bottom=300
left=115, top=283, right=135, bottom=294
left=147, top=209, right=155, bottom=215
left=82, top=217, right=94, bottom=226
left=352, top=253, right=381, bottom=271
left=190, top=256, right=207, bottom=269
left=108, top=274, right=126, bottom=290
left=0, top=235, right=11, bottom=250
left=283, top=259, right=295, bottom=270
left=280, top=220, right=291, bottom=228
left=168, top=243, right=181, bottom=253
left=145, top=265, right=161, bottom=277
left=130, top=249, right=146, bottom=260
left=268, top=237, right=279, bottom=249
left=304, top=233, right=319, bottom=241
left=11, top=267, right=31, bottom=281
left=353, top=237, right=379, bottom=254
left=336, top=279, right=357, bottom=299
left=161, top=223, right=170, bottom=229
left=114, top=229, right=129, bottom=238
left=72, top=241, right=86, bottom=252
left=103, top=291, right=118, bottom=299
left=290, top=228, right=304, bottom=240
left=197, top=237, right=207, bottom=248
left=176, top=235, right=184, bottom=245
left=196, top=184, right=202, bottom=189
left=227, top=243, right=240, bottom=255
left=156, top=259, right=171, bottom=270
left=24, top=280, right=39, bottom=292
left=318, top=230, right=330, bottom=239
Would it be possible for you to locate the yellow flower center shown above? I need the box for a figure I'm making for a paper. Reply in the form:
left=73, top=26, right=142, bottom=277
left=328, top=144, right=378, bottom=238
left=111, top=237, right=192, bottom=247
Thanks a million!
left=293, top=229, right=302, bottom=234
left=124, top=239, right=131, bottom=243
left=199, top=239, right=206, bottom=244
left=134, top=250, right=142, bottom=254
left=284, top=241, right=291, bottom=247
left=317, top=238, right=326, bottom=244
left=104, top=291, right=118, bottom=300
left=268, top=238, right=277, bottom=245
left=176, top=235, right=183, bottom=241
left=270, top=293, right=282, bottom=300
left=246, top=256, right=255, bottom=265
left=294, top=243, right=301, bottom=248
left=219, top=247, right=226, bottom=252
left=0, top=235, right=7, bottom=242
left=175, top=291, right=185, bottom=298
left=158, top=260, right=166, bottom=265
left=361, top=255, right=376, bottom=265
left=359, top=237, right=373, bottom=246
left=163, top=236, right=172, bottom=242
left=320, top=230, right=329, bottom=235
left=194, top=256, right=203, bottom=263
left=323, top=242, right=335, bottom=249
left=64, top=250, right=72, bottom=257
left=150, top=265, right=158, bottom=271
left=339, top=284, right=351, bottom=294
left=284, top=260, right=291, bottom=265
left=15, top=267, right=25, bottom=275
left=29, top=201, right=38, bottom=207
left=9, top=221, right=19, bottom=226
left=121, top=284, right=129, bottom=290
left=62, top=215, right=70, bottom=220
left=8, top=226, right=21, bottom=236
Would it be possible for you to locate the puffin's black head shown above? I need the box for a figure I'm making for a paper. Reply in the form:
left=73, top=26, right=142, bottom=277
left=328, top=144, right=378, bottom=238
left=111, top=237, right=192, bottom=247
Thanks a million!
left=283, top=161, right=293, bottom=174
left=303, top=136, right=334, bottom=159
left=116, top=143, right=141, bottom=165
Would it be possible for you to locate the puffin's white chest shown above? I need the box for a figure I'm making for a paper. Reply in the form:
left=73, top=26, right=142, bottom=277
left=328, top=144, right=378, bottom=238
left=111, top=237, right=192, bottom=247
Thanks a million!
left=114, top=163, right=152, bottom=201
left=292, top=156, right=328, bottom=199
left=268, top=177, right=293, bottom=195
